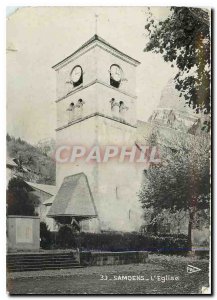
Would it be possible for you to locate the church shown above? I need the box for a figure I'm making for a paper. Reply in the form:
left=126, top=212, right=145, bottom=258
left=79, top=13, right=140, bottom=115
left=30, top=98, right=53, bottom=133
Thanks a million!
left=46, top=34, right=204, bottom=233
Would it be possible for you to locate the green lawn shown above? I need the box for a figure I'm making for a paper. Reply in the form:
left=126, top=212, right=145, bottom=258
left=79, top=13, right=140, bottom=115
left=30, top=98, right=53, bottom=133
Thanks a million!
left=7, top=255, right=210, bottom=295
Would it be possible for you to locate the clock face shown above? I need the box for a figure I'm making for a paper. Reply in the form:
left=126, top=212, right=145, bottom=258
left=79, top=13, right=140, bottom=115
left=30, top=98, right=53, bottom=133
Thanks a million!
left=71, top=66, right=82, bottom=83
left=110, top=65, right=122, bottom=82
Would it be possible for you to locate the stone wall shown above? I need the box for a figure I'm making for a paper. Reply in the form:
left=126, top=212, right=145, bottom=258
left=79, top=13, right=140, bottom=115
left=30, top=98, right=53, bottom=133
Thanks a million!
left=80, top=251, right=148, bottom=266
left=7, top=216, right=40, bottom=252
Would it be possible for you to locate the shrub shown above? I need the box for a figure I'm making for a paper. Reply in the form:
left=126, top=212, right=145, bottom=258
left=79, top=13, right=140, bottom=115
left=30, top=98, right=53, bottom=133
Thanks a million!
left=74, top=232, right=189, bottom=255
left=40, top=222, right=52, bottom=249
left=7, top=177, right=36, bottom=216
left=56, top=225, right=77, bottom=249
left=46, top=231, right=189, bottom=255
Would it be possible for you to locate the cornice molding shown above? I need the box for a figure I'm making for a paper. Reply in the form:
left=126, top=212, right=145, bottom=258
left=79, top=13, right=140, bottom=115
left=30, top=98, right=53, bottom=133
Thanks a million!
left=56, top=112, right=137, bottom=131
left=56, top=79, right=137, bottom=103
left=52, top=35, right=140, bottom=71
left=96, top=43, right=139, bottom=67
left=53, top=45, right=96, bottom=71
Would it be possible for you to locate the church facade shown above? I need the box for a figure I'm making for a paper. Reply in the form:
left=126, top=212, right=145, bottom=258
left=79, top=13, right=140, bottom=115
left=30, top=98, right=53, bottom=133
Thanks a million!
left=48, top=35, right=145, bottom=232
left=47, top=34, right=205, bottom=233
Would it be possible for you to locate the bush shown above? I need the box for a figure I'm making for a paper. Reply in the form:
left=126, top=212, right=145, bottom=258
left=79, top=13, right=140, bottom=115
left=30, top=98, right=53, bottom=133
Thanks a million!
left=40, top=222, right=52, bottom=249
left=56, top=225, right=77, bottom=249
left=46, top=231, right=189, bottom=255
left=74, top=232, right=189, bottom=255
left=7, top=177, right=36, bottom=216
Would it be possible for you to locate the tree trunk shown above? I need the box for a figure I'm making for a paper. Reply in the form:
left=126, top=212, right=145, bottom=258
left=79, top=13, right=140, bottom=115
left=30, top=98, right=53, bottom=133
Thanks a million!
left=188, top=209, right=195, bottom=250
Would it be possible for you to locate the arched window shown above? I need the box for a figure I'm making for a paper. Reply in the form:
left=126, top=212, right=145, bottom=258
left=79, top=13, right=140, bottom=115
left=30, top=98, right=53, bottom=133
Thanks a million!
left=75, top=99, right=85, bottom=119
left=67, top=102, right=75, bottom=111
left=119, top=101, right=128, bottom=113
left=70, top=65, right=83, bottom=87
left=109, top=98, right=118, bottom=111
left=76, top=99, right=85, bottom=107
left=110, top=64, right=122, bottom=88
left=67, top=102, right=75, bottom=123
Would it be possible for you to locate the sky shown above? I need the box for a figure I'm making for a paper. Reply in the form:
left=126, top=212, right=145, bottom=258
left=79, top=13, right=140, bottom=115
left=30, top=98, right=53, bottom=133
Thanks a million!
left=7, top=6, right=177, bottom=144
left=6, top=7, right=20, bottom=16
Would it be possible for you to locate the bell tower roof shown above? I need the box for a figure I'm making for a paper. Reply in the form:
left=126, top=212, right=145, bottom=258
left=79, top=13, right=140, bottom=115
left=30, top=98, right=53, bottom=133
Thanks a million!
left=52, top=34, right=140, bottom=70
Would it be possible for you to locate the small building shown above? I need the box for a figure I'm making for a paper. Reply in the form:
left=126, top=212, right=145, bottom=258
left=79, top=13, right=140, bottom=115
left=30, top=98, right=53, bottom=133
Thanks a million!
left=25, top=181, right=57, bottom=231
left=47, top=173, right=99, bottom=232
left=6, top=157, right=28, bottom=185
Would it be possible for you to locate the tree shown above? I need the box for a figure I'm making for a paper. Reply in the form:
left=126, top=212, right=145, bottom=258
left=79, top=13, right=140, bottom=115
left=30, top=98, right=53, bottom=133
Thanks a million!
left=7, top=177, right=36, bottom=216
left=139, top=131, right=210, bottom=248
left=144, top=7, right=211, bottom=113
left=6, top=133, right=12, bottom=142
left=7, top=134, right=56, bottom=184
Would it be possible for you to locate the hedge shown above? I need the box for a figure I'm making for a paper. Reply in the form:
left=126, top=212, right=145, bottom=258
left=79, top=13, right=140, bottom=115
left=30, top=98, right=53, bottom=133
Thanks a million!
left=47, top=231, right=189, bottom=255
left=75, top=232, right=189, bottom=254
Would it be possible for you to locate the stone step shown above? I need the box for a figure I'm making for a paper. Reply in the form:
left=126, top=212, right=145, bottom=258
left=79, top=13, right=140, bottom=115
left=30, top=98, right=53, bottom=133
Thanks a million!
left=7, top=259, right=78, bottom=265
left=7, top=252, right=81, bottom=272
left=8, top=264, right=82, bottom=272
left=7, top=253, right=76, bottom=259
left=7, top=260, right=79, bottom=266
left=7, top=256, right=76, bottom=262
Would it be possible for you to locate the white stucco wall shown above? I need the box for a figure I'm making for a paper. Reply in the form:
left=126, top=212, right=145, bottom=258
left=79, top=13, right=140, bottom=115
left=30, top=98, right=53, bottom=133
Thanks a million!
left=54, top=38, right=143, bottom=232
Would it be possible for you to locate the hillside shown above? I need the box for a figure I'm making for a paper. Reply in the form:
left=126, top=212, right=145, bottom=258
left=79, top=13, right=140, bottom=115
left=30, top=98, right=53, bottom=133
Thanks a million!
left=7, top=134, right=56, bottom=185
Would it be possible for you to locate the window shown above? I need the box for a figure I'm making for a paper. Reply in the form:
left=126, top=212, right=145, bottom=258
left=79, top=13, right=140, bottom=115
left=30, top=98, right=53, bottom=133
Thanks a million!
left=119, top=101, right=128, bottom=113
left=110, top=64, right=122, bottom=88
left=70, top=65, right=83, bottom=87
left=109, top=98, right=118, bottom=111
left=67, top=102, right=75, bottom=123
left=76, top=99, right=85, bottom=108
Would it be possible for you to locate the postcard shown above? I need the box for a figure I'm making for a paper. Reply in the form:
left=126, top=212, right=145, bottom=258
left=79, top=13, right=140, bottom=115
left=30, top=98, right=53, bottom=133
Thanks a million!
left=6, top=6, right=211, bottom=295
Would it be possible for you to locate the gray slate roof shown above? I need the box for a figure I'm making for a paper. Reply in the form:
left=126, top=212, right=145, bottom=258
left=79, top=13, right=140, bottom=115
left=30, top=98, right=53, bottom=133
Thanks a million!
left=6, top=157, right=18, bottom=167
left=47, top=173, right=97, bottom=219
left=26, top=182, right=56, bottom=196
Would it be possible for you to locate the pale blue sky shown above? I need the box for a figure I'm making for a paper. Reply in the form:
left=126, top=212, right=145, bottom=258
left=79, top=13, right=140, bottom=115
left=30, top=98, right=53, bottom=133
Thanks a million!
left=7, top=6, right=178, bottom=144
left=6, top=7, right=21, bottom=17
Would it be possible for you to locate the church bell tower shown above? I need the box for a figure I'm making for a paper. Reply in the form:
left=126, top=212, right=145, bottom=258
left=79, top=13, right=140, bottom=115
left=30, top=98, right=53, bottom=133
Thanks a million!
left=52, top=34, right=142, bottom=232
